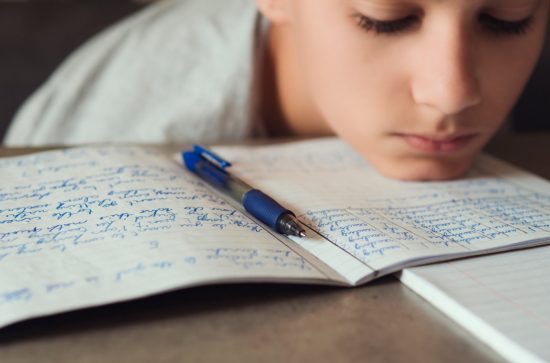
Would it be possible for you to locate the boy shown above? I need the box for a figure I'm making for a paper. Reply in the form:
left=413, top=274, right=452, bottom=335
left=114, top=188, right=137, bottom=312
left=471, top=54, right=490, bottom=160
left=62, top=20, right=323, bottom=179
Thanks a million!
left=4, top=0, right=549, bottom=181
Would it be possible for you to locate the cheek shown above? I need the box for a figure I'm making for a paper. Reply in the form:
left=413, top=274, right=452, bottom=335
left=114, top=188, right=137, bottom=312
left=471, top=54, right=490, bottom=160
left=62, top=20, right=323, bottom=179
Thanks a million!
left=291, top=12, right=409, bottom=142
left=482, top=50, right=539, bottom=113
left=477, top=22, right=548, bottom=125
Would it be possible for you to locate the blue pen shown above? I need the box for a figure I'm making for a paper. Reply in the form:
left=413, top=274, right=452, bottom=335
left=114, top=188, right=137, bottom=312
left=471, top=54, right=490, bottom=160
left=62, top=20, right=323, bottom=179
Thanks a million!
left=182, top=145, right=306, bottom=238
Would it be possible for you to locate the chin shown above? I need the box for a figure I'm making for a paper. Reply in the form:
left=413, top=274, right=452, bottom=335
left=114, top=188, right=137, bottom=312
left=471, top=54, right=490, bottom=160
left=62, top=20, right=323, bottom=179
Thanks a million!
left=373, top=157, right=474, bottom=181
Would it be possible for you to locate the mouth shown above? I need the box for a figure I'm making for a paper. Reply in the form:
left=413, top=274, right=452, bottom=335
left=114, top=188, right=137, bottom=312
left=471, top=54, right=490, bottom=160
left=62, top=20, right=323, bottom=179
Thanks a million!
left=396, top=133, right=477, bottom=154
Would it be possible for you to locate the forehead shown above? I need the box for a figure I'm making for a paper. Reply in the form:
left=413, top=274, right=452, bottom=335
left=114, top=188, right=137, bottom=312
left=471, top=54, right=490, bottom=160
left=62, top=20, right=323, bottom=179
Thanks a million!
left=349, top=0, right=542, bottom=8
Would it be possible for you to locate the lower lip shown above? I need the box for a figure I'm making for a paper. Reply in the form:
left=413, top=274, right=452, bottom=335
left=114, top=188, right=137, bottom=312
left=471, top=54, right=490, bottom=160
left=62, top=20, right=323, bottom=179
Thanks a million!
left=399, top=134, right=476, bottom=153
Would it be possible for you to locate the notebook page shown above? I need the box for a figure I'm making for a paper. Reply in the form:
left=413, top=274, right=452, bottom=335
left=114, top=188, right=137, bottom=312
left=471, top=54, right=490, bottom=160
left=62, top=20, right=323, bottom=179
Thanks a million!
left=399, top=245, right=550, bottom=363
left=0, top=147, right=327, bottom=329
left=286, top=231, right=376, bottom=285
left=214, top=138, right=550, bottom=281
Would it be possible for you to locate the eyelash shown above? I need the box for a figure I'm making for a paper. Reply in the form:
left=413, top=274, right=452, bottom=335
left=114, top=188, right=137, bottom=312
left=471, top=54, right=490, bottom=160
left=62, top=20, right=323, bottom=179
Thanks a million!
left=355, top=14, right=534, bottom=36
left=479, top=14, right=534, bottom=36
left=356, top=15, right=419, bottom=35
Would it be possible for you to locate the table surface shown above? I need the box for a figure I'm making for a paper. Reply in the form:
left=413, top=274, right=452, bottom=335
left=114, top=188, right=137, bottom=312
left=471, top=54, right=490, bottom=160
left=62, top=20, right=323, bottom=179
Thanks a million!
left=0, top=133, right=548, bottom=363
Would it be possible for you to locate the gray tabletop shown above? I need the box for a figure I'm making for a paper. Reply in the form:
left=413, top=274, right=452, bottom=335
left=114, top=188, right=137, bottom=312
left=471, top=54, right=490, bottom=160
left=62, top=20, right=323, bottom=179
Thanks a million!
left=0, top=133, right=548, bottom=363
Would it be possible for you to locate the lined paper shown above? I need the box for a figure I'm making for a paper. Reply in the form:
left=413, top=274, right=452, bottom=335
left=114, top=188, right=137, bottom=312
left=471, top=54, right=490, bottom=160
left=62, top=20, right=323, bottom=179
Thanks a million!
left=1, top=139, right=549, bottom=328
left=0, top=147, right=326, bottom=329
left=215, top=138, right=550, bottom=279
left=400, top=245, right=550, bottom=363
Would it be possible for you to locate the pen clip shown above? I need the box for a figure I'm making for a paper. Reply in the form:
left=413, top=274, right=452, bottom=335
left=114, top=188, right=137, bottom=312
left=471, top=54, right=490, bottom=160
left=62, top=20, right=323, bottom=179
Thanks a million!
left=193, top=145, right=232, bottom=170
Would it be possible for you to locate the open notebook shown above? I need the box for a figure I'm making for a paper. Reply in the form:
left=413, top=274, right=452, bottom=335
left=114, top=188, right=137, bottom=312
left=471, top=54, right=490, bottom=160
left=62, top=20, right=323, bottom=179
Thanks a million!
left=0, top=138, right=549, bottom=329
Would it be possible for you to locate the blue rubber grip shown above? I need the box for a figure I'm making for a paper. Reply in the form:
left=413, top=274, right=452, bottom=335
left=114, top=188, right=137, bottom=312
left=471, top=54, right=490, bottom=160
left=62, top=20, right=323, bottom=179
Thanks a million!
left=242, top=189, right=293, bottom=230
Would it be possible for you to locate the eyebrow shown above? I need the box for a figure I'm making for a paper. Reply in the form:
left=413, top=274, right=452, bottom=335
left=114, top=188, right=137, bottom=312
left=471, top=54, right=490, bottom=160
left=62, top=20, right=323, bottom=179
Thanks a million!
left=353, top=0, right=542, bottom=4
left=352, top=0, right=545, bottom=13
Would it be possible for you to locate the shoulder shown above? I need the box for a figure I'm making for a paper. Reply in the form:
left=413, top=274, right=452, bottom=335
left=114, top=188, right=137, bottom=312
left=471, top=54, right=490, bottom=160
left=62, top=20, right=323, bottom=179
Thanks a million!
left=5, top=0, right=259, bottom=146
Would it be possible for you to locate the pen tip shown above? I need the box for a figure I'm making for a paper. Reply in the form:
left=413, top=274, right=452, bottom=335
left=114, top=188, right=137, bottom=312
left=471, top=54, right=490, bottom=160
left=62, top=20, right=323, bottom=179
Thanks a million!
left=299, top=230, right=307, bottom=238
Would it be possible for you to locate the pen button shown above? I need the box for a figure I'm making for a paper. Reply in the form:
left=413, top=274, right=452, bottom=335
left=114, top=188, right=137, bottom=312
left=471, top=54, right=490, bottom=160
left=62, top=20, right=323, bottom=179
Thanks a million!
left=193, top=145, right=232, bottom=169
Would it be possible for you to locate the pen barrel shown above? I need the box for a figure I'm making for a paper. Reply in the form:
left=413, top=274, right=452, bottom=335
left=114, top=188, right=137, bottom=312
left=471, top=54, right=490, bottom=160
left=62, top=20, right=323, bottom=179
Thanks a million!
left=184, top=152, right=304, bottom=236
left=242, top=189, right=292, bottom=232
left=192, top=160, right=250, bottom=199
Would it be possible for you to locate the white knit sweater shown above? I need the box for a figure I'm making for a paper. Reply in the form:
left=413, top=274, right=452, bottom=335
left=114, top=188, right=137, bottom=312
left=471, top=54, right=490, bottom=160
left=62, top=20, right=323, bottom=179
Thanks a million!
left=4, top=0, right=263, bottom=146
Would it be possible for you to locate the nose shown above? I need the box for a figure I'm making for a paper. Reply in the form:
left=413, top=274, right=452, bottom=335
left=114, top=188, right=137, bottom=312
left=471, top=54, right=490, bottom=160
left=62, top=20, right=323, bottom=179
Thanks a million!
left=411, top=24, right=481, bottom=116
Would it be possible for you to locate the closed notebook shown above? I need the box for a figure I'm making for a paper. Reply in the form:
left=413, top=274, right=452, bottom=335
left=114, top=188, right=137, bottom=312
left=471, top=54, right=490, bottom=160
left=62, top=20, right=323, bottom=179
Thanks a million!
left=399, top=245, right=550, bottom=363
left=0, top=138, right=549, bottom=329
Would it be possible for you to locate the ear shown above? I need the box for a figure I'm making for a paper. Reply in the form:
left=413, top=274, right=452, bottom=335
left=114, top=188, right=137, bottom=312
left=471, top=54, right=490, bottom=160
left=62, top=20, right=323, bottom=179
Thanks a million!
left=255, top=0, right=292, bottom=23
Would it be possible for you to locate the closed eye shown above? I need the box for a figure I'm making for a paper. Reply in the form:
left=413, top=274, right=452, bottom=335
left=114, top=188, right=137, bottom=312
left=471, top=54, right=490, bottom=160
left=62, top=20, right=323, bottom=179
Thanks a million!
left=355, top=13, right=534, bottom=37
left=479, top=14, right=534, bottom=36
left=355, top=15, right=420, bottom=35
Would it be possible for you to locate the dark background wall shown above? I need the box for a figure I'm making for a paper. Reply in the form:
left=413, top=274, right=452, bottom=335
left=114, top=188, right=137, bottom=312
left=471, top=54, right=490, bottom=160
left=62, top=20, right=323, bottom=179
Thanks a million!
left=0, top=0, right=147, bottom=140
left=0, top=0, right=548, bottom=142
left=513, top=29, right=550, bottom=132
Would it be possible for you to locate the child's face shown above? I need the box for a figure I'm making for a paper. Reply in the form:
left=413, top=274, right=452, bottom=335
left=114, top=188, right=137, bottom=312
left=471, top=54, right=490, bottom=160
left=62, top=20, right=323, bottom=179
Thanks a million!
left=261, top=0, right=549, bottom=180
